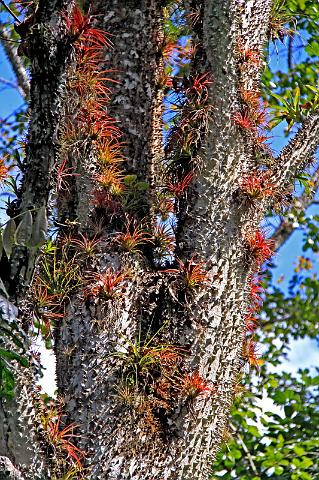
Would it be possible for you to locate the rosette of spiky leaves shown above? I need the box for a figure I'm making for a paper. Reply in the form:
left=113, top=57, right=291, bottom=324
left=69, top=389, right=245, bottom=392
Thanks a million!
left=84, top=268, right=128, bottom=300
left=240, top=170, right=277, bottom=201
left=91, top=189, right=123, bottom=219
left=112, top=336, right=184, bottom=394
left=36, top=246, right=82, bottom=303
left=248, top=274, right=265, bottom=311
left=69, top=68, right=113, bottom=102
left=244, top=229, right=274, bottom=267
left=236, top=40, right=261, bottom=67
left=242, top=338, right=263, bottom=369
left=96, top=139, right=125, bottom=168
left=154, top=192, right=175, bottom=221
left=245, top=314, right=258, bottom=333
left=55, top=158, right=79, bottom=193
left=268, top=0, right=295, bottom=42
left=64, top=5, right=112, bottom=49
left=270, top=87, right=304, bottom=132
left=114, top=222, right=153, bottom=254
left=184, top=73, right=212, bottom=105
left=95, top=167, right=125, bottom=195
left=32, top=283, right=64, bottom=323
left=166, top=171, right=194, bottom=198
left=167, top=256, right=210, bottom=290
left=152, top=222, right=175, bottom=263
left=46, top=414, right=85, bottom=468
left=70, top=233, right=101, bottom=258
left=240, top=88, right=261, bottom=110
left=180, top=371, right=215, bottom=399
left=232, top=110, right=258, bottom=131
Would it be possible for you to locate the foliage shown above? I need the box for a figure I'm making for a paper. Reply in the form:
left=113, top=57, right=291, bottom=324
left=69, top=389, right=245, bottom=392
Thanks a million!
left=0, top=307, right=28, bottom=399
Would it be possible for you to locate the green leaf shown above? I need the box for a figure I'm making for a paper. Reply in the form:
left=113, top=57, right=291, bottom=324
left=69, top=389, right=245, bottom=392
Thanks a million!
left=15, top=210, right=33, bottom=246
left=0, top=347, right=28, bottom=368
left=2, top=219, right=16, bottom=259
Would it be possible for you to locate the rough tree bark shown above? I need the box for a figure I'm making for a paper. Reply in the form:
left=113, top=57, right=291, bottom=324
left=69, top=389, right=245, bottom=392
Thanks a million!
left=0, top=0, right=319, bottom=479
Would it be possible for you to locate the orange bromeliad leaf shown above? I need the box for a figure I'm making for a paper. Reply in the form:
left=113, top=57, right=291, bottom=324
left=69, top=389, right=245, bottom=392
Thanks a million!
left=236, top=41, right=261, bottom=66
left=0, top=158, right=8, bottom=183
left=96, top=139, right=125, bottom=167
left=114, top=224, right=153, bottom=254
left=242, top=338, right=264, bottom=369
left=84, top=268, right=128, bottom=300
left=240, top=88, right=261, bottom=109
left=181, top=371, right=215, bottom=398
left=167, top=171, right=194, bottom=197
left=178, top=256, right=209, bottom=289
left=240, top=170, right=276, bottom=200
left=47, top=414, right=86, bottom=467
left=232, top=110, right=257, bottom=131
left=245, top=229, right=274, bottom=266
left=64, top=6, right=112, bottom=48
left=95, top=167, right=125, bottom=193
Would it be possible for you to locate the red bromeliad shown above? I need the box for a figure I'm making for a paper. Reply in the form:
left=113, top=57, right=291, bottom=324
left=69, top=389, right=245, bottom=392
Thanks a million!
left=232, top=110, right=257, bottom=131
left=181, top=371, right=215, bottom=398
left=166, top=256, right=209, bottom=289
left=46, top=414, right=86, bottom=467
left=84, top=269, right=128, bottom=300
left=245, top=229, right=274, bottom=267
left=236, top=40, right=261, bottom=66
left=242, top=338, right=263, bottom=369
left=95, top=167, right=125, bottom=194
left=167, top=171, right=194, bottom=197
left=55, top=158, right=79, bottom=192
left=114, top=223, right=153, bottom=254
left=64, top=6, right=112, bottom=49
left=240, top=170, right=276, bottom=200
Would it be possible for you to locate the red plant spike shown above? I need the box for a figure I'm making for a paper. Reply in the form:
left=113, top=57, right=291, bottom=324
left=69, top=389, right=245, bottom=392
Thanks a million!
left=84, top=269, right=128, bottom=300
left=55, top=158, right=79, bottom=192
left=64, top=6, right=112, bottom=48
left=182, top=371, right=215, bottom=398
left=232, top=110, right=257, bottom=131
left=245, top=229, right=274, bottom=266
left=47, top=414, right=86, bottom=467
left=166, top=256, right=209, bottom=289
left=245, top=314, right=258, bottom=333
left=240, top=88, right=261, bottom=109
left=237, top=41, right=261, bottom=66
left=185, top=73, right=212, bottom=103
left=249, top=275, right=265, bottom=309
left=114, top=224, right=153, bottom=254
left=240, top=171, right=276, bottom=200
left=242, top=338, right=263, bottom=369
left=167, top=171, right=194, bottom=197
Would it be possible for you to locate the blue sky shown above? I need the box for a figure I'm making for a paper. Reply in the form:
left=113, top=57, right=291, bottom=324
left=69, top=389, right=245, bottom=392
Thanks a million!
left=0, top=22, right=318, bottom=396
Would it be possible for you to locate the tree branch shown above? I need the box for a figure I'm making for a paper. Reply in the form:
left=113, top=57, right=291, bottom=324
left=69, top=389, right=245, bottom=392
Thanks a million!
left=0, top=25, right=30, bottom=99
left=0, top=0, right=21, bottom=24
left=229, top=423, right=259, bottom=476
left=272, top=165, right=319, bottom=251
left=95, top=0, right=165, bottom=186
left=274, top=114, right=319, bottom=188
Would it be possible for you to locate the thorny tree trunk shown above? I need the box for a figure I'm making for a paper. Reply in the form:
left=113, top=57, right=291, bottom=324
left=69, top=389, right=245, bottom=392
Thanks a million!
left=1, top=0, right=319, bottom=479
